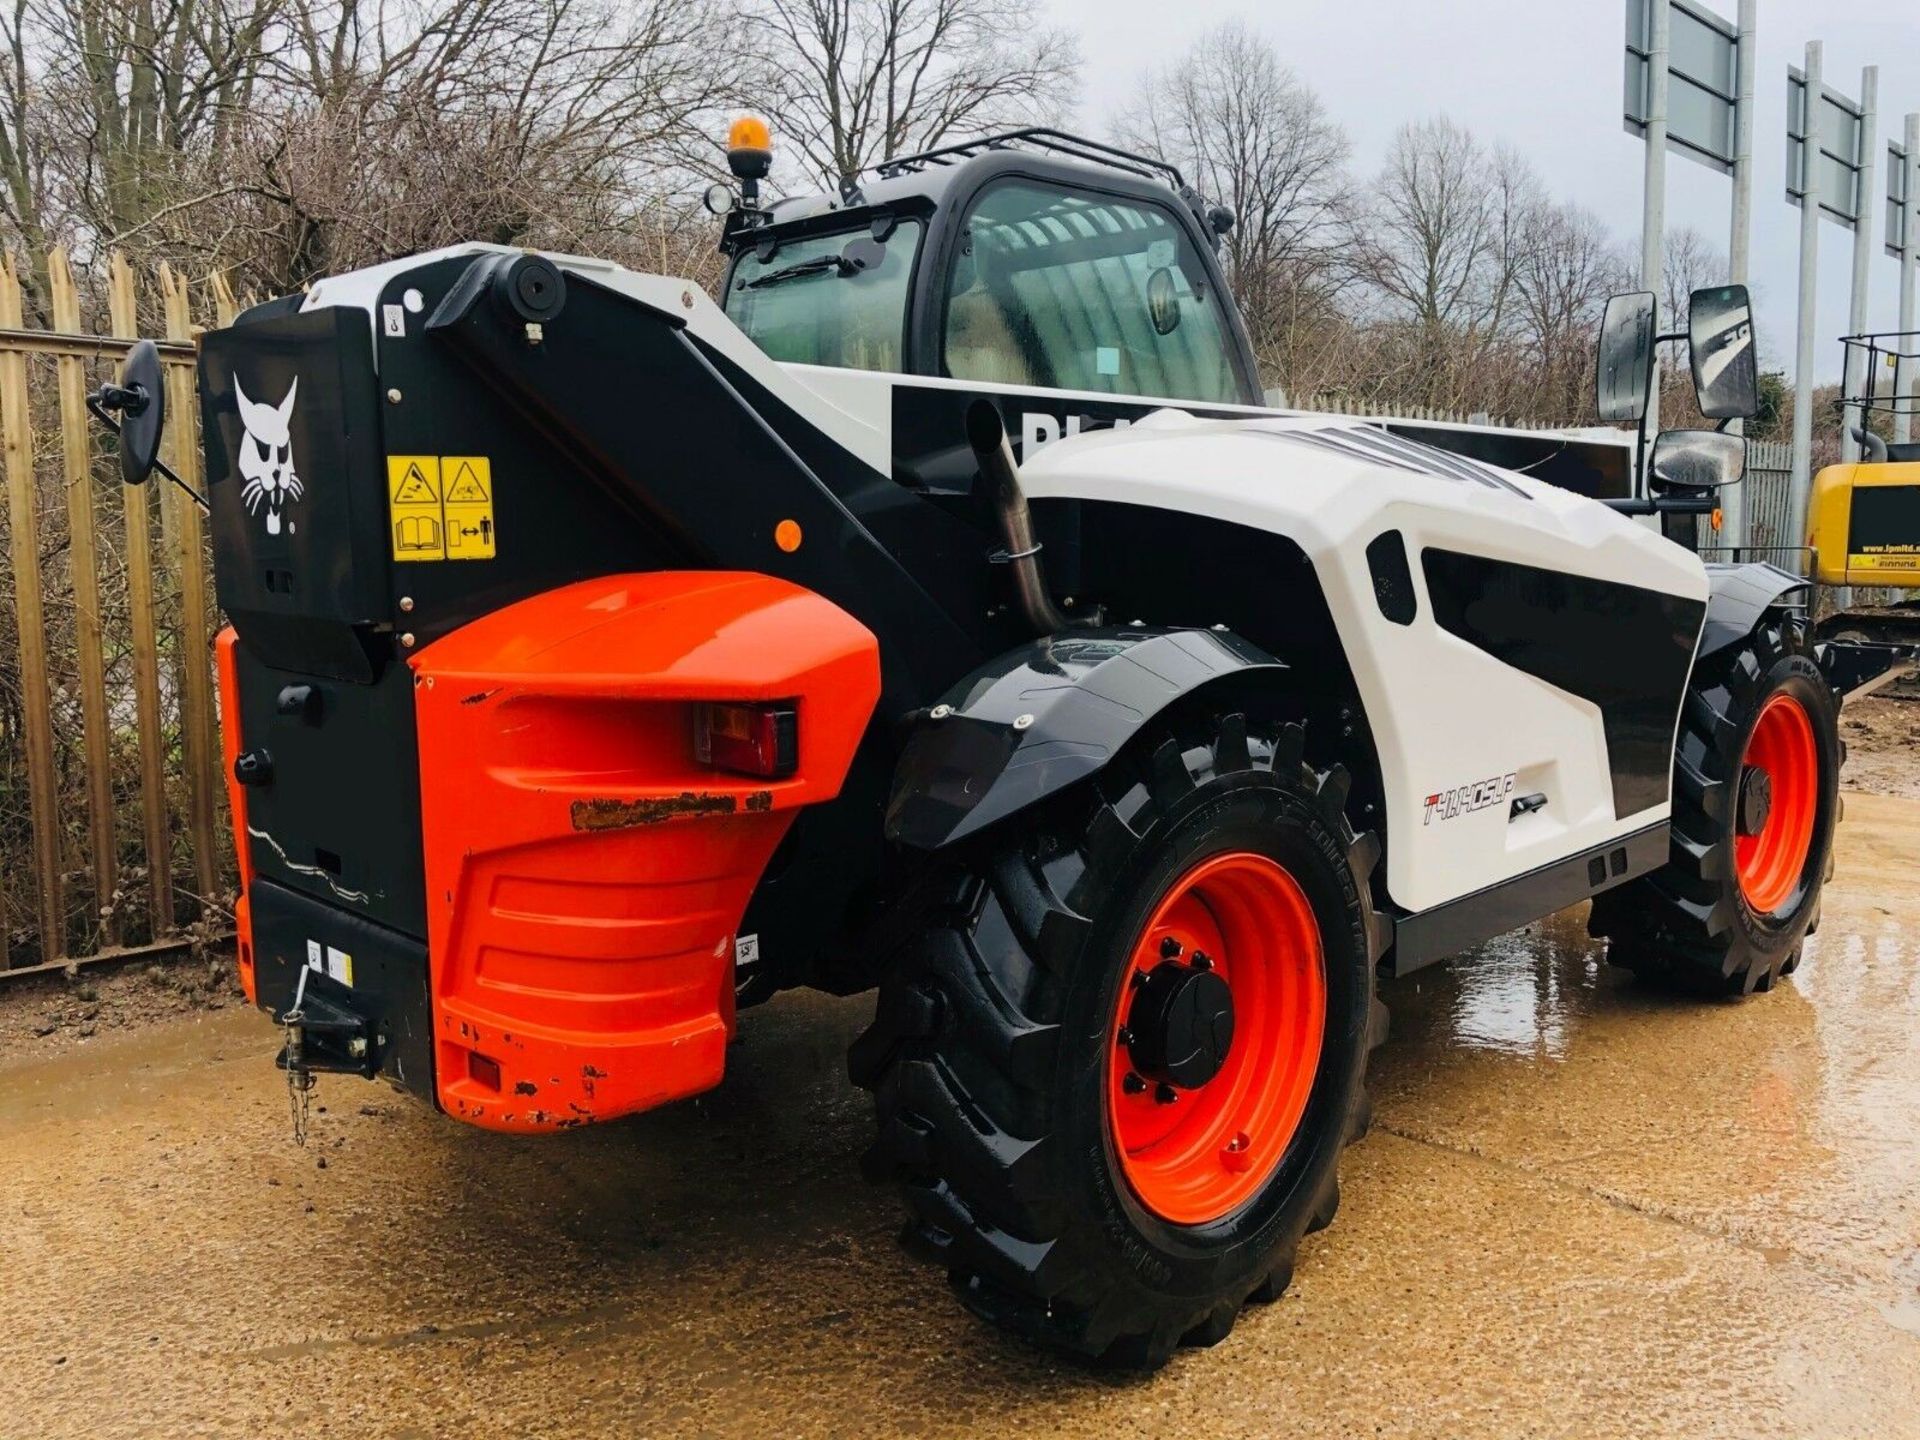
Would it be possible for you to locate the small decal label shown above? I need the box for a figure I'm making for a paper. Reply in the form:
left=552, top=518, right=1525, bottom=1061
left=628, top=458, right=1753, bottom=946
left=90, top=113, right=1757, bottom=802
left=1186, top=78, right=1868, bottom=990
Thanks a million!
left=305, top=938, right=353, bottom=986
left=440, top=457, right=496, bottom=560
left=382, top=303, right=406, bottom=337
left=388, top=456, right=444, bottom=561
left=1424, top=772, right=1516, bottom=825
left=734, top=934, right=761, bottom=968
left=387, top=455, right=497, bottom=562
left=385, top=456, right=495, bottom=564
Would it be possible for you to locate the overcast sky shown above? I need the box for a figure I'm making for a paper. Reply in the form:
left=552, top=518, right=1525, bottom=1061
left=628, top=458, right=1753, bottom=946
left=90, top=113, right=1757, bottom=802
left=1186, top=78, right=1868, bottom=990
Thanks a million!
left=1046, top=0, right=1919, bottom=383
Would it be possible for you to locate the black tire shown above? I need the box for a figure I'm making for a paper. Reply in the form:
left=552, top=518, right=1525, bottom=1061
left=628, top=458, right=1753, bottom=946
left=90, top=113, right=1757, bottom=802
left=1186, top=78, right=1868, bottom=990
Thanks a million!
left=849, top=711, right=1388, bottom=1368
left=1589, top=613, right=1842, bottom=995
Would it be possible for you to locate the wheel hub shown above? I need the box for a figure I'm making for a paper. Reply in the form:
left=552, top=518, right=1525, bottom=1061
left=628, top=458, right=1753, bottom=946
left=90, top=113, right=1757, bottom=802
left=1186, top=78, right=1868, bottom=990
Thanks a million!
left=1737, top=763, right=1773, bottom=837
left=1125, top=959, right=1235, bottom=1090
left=1108, top=850, right=1327, bottom=1225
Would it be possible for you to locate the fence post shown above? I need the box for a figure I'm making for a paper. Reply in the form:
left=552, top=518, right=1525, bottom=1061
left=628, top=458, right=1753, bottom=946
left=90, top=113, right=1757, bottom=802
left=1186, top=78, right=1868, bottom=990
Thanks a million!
left=48, top=249, right=121, bottom=947
left=0, top=257, right=65, bottom=959
left=158, top=265, right=220, bottom=911
left=108, top=253, right=174, bottom=932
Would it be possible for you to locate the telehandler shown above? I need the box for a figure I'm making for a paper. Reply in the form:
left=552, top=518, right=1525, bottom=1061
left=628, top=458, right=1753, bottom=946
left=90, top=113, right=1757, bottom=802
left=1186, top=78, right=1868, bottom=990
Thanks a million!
left=91, top=120, right=1907, bottom=1367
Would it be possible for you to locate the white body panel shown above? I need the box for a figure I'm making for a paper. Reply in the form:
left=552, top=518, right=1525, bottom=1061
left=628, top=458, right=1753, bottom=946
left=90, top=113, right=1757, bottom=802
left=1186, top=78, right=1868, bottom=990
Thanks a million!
left=1016, top=410, right=1708, bottom=912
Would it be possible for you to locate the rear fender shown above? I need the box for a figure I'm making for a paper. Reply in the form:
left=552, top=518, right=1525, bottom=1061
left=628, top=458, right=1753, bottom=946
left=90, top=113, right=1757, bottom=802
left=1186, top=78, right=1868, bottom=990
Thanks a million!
left=886, top=627, right=1285, bottom=851
left=411, top=572, right=878, bottom=1131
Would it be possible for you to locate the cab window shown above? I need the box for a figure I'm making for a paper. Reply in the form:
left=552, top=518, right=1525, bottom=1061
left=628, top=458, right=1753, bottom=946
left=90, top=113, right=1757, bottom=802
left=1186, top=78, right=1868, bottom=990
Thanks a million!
left=943, top=182, right=1240, bottom=404
left=726, top=222, right=922, bottom=373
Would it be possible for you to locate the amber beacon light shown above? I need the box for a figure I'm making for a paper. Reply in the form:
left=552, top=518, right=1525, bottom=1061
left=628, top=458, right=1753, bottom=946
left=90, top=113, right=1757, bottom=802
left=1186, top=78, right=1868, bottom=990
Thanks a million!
left=728, top=116, right=773, bottom=181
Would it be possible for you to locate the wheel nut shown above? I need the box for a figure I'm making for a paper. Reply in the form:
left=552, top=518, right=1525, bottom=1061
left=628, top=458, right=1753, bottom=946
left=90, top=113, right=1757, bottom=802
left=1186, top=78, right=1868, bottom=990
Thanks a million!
left=1191, top=951, right=1213, bottom=971
left=1155, top=1082, right=1178, bottom=1105
left=1123, top=1073, right=1147, bottom=1095
left=1116, top=1026, right=1135, bottom=1048
left=1160, top=936, right=1182, bottom=959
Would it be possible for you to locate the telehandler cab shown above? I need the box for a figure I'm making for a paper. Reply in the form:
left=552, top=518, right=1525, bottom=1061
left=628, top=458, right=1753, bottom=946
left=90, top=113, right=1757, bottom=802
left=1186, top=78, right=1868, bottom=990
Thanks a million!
left=91, top=121, right=1905, bottom=1367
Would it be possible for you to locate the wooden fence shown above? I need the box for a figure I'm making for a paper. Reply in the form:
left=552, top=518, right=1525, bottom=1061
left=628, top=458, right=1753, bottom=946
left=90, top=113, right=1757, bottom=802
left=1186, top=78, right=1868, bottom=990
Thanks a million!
left=0, top=249, right=238, bottom=972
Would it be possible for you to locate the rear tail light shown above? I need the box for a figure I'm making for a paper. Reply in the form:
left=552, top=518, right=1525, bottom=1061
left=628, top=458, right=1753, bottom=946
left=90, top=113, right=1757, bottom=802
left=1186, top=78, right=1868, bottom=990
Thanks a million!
left=694, top=701, right=798, bottom=778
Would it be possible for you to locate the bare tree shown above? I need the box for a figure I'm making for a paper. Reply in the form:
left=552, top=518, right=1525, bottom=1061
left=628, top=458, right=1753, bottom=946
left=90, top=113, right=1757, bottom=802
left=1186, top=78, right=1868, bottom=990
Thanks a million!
left=1355, top=116, right=1543, bottom=407
left=1512, top=200, right=1631, bottom=418
left=207, top=0, right=735, bottom=290
left=1659, top=224, right=1726, bottom=326
left=742, top=0, right=1078, bottom=193
left=1115, top=21, right=1351, bottom=391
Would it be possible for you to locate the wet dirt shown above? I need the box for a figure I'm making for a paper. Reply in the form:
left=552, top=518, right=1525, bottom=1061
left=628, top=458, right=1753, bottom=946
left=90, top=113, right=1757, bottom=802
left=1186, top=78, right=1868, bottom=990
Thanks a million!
left=1841, top=694, right=1920, bottom=800
left=4, top=798, right=1920, bottom=1435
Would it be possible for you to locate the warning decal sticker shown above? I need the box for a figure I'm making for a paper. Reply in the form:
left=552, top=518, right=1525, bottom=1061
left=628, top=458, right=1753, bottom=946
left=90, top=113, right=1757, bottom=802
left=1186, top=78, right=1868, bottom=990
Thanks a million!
left=386, top=454, right=497, bottom=561
left=388, top=456, right=443, bottom=561
left=441, top=457, right=496, bottom=560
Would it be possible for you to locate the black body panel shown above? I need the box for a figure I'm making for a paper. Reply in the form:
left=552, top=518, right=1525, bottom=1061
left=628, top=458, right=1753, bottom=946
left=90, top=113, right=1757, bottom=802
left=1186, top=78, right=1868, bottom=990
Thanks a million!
left=1848, top=483, right=1920, bottom=555
left=249, top=878, right=435, bottom=1101
left=375, top=257, right=689, bottom=648
left=199, top=307, right=391, bottom=681
left=421, top=261, right=983, bottom=710
left=233, top=638, right=427, bottom=938
left=1421, top=549, right=1706, bottom=819
left=1388, top=821, right=1669, bottom=975
left=887, top=627, right=1285, bottom=849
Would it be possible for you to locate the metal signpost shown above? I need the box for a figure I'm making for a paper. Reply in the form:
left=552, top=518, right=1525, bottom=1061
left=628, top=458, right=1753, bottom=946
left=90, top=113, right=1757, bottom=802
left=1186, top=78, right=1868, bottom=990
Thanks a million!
left=1785, top=45, right=1876, bottom=550
left=1891, top=116, right=1920, bottom=446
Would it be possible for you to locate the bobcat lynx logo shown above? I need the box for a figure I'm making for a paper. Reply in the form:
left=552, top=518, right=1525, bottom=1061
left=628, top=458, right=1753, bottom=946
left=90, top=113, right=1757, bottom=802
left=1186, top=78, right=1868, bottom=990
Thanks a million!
left=235, top=376, right=302, bottom=535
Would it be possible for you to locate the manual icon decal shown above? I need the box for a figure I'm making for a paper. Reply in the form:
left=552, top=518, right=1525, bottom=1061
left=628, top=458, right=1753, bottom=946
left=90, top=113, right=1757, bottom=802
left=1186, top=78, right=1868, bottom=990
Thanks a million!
left=235, top=375, right=303, bottom=536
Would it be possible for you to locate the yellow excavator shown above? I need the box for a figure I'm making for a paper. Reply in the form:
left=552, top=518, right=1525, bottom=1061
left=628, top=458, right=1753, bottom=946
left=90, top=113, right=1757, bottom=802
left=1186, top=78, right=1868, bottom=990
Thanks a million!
left=1807, top=331, right=1920, bottom=682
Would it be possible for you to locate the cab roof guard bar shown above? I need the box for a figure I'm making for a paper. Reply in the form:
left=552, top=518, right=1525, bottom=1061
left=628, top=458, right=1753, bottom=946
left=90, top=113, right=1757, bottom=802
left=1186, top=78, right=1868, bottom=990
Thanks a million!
left=873, top=128, right=1188, bottom=191
left=1838, top=330, right=1920, bottom=418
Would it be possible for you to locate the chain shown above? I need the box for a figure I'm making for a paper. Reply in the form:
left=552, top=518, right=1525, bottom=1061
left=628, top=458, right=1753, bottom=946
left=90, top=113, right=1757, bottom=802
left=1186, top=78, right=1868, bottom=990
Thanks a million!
left=284, top=1009, right=312, bottom=1147
left=283, top=966, right=312, bottom=1148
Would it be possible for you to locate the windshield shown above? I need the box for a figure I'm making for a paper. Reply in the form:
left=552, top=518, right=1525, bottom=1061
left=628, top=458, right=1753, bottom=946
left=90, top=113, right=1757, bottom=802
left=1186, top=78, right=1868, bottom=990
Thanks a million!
left=725, top=222, right=922, bottom=373
left=945, top=183, right=1240, bottom=404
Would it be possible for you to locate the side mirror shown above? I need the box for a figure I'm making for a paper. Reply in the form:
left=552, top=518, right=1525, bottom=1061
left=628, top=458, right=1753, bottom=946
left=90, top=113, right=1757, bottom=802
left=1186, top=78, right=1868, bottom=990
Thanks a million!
left=96, top=339, right=167, bottom=487
left=1596, top=291, right=1657, bottom=423
left=1649, top=429, right=1745, bottom=493
left=1688, top=284, right=1759, bottom=419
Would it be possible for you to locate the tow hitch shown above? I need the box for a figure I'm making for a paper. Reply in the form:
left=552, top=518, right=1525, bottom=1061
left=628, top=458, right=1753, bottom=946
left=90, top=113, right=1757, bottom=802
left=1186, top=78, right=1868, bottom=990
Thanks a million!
left=275, top=968, right=378, bottom=1145
left=1818, top=639, right=1919, bottom=701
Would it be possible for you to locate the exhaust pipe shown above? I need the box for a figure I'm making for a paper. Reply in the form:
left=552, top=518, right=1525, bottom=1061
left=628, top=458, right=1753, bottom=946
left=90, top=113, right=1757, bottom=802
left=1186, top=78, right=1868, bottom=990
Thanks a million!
left=966, top=401, right=1070, bottom=636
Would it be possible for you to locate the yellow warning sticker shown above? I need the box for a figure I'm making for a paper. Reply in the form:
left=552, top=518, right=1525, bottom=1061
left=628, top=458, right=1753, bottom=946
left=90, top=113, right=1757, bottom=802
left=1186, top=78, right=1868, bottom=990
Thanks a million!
left=386, top=454, right=497, bottom=562
left=388, top=456, right=444, bottom=561
left=440, top=456, right=496, bottom=560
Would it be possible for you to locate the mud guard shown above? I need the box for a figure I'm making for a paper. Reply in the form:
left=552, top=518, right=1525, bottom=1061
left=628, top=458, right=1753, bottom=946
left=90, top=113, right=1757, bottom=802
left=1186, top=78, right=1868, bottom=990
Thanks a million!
left=1697, top=562, right=1811, bottom=663
left=410, top=571, right=878, bottom=1131
left=886, top=628, right=1285, bottom=851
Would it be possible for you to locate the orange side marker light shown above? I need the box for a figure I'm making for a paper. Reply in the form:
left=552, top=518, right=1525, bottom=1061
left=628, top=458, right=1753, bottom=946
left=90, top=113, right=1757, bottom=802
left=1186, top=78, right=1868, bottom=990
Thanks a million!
left=775, top=518, right=803, bottom=552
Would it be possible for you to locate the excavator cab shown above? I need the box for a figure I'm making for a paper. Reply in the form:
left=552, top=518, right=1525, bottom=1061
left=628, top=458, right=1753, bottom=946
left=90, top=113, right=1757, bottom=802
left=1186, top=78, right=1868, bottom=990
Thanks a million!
left=1810, top=330, right=1920, bottom=588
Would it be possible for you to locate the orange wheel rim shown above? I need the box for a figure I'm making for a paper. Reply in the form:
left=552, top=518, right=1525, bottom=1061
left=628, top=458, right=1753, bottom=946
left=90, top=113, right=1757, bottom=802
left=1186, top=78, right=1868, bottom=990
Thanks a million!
left=1108, top=851, right=1325, bottom=1225
left=1734, top=692, right=1819, bottom=915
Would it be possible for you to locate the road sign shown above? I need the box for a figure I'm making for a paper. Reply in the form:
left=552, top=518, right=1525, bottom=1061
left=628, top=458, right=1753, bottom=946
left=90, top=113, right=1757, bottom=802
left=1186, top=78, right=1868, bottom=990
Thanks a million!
left=1625, top=0, right=1739, bottom=173
left=1789, top=66, right=1865, bottom=228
